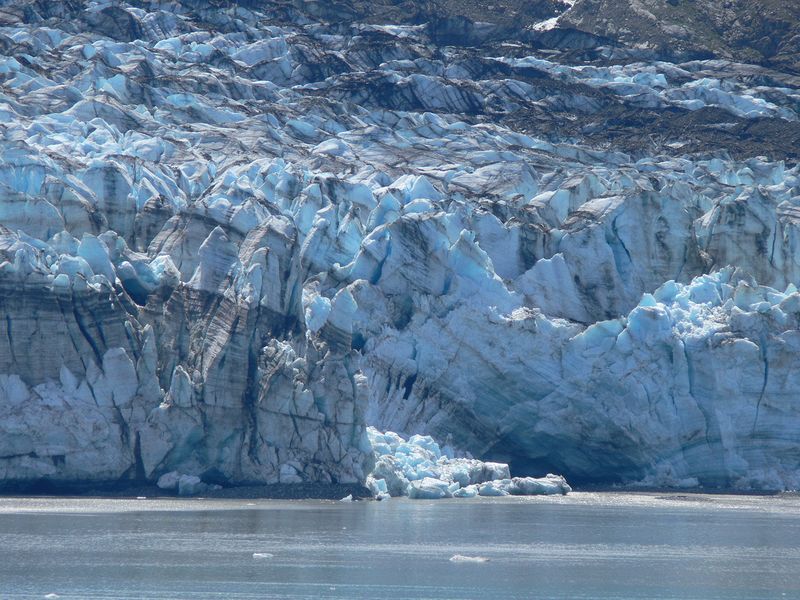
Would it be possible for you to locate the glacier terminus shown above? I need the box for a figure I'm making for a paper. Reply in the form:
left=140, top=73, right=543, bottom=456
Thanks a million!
left=0, top=0, right=799, bottom=493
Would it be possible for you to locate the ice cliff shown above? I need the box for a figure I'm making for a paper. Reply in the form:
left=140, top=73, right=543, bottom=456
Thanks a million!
left=0, top=0, right=799, bottom=490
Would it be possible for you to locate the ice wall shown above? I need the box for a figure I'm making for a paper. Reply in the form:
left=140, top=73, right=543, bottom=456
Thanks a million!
left=0, top=0, right=798, bottom=489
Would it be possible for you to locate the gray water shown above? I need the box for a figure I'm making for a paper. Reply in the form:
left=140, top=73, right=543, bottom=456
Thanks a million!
left=0, top=492, right=798, bottom=600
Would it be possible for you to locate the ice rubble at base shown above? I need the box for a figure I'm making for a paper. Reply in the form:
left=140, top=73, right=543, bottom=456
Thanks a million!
left=366, top=428, right=571, bottom=499
left=378, top=262, right=800, bottom=490
left=156, top=471, right=221, bottom=496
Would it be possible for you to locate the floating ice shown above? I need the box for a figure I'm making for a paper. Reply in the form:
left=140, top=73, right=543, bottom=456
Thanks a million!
left=449, top=555, right=490, bottom=563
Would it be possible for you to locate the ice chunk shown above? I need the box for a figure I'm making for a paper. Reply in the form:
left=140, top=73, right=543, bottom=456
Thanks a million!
left=156, top=471, right=181, bottom=491
left=478, top=480, right=510, bottom=497
left=449, top=555, right=489, bottom=563
left=407, top=477, right=452, bottom=499
left=452, top=485, right=479, bottom=498
left=509, top=475, right=572, bottom=496
left=302, top=288, right=331, bottom=333
left=312, top=139, right=350, bottom=157
left=406, top=434, right=442, bottom=458
left=366, top=474, right=388, bottom=496
left=371, top=455, right=411, bottom=497
left=176, top=474, right=219, bottom=496
left=481, top=462, right=511, bottom=481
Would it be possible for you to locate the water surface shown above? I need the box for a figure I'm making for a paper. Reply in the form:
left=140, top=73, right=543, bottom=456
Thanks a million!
left=0, top=492, right=798, bottom=599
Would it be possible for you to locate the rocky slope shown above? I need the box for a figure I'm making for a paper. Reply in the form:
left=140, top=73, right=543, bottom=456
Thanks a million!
left=562, top=0, right=800, bottom=74
left=0, top=0, right=799, bottom=490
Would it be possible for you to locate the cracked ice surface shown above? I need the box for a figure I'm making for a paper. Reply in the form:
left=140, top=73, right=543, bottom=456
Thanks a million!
left=0, top=0, right=799, bottom=489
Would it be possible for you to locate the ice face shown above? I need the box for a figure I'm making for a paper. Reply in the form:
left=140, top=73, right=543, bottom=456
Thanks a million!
left=0, top=0, right=798, bottom=490
left=368, top=269, right=800, bottom=490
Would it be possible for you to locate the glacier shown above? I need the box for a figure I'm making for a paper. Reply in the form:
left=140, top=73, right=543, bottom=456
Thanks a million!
left=0, top=0, right=798, bottom=491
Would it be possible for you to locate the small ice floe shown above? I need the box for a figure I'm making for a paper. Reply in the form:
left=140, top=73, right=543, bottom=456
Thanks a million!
left=449, top=555, right=490, bottom=563
left=339, top=494, right=353, bottom=502
left=44, top=595, right=60, bottom=599
left=252, top=553, right=274, bottom=559
left=136, top=496, right=147, bottom=500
